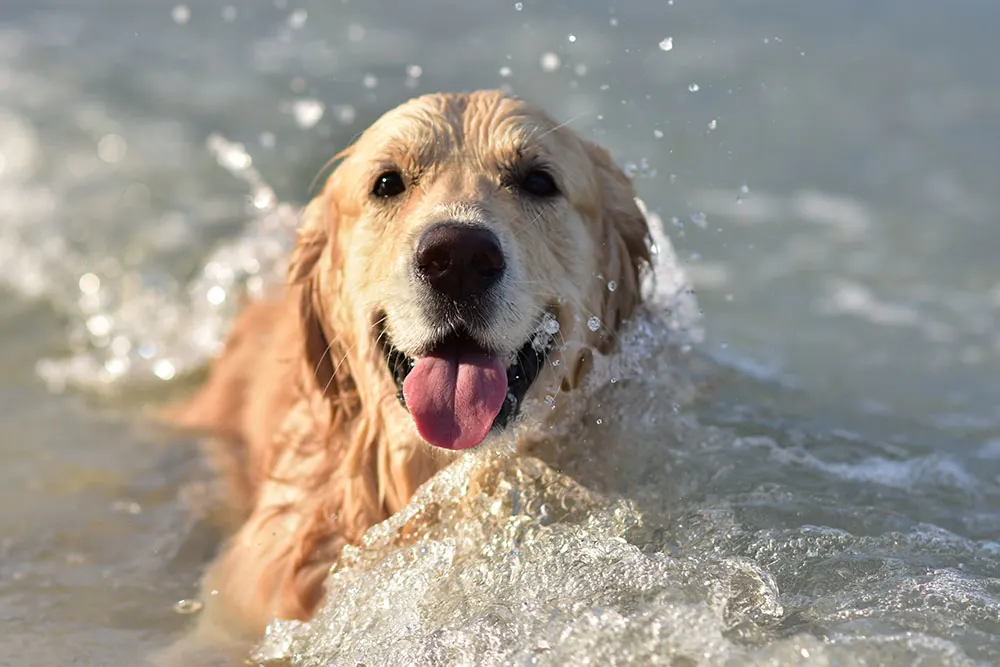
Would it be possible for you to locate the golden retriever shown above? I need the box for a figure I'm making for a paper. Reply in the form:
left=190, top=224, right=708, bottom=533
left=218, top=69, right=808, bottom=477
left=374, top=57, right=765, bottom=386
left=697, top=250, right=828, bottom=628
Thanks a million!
left=174, top=89, right=651, bottom=642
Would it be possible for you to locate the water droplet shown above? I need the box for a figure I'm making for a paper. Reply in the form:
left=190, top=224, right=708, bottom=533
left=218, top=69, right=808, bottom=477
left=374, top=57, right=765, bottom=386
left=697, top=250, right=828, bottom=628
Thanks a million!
left=112, top=500, right=142, bottom=515
left=86, top=315, right=112, bottom=337
left=362, top=73, right=378, bottom=89
left=252, top=186, right=276, bottom=210
left=206, top=285, right=226, bottom=306
left=587, top=316, right=601, bottom=332
left=174, top=599, right=203, bottom=615
left=737, top=183, right=750, bottom=204
left=153, top=359, right=176, bottom=381
left=287, top=8, right=307, bottom=28
left=658, top=37, right=673, bottom=51
left=543, top=316, right=560, bottom=335
left=97, top=134, right=127, bottom=164
left=335, top=105, right=356, bottom=125
left=78, top=273, right=101, bottom=295
left=171, top=4, right=191, bottom=24
left=607, top=280, right=617, bottom=292
left=292, top=99, right=325, bottom=129
left=540, top=52, right=561, bottom=72
left=688, top=83, right=700, bottom=92
left=347, top=23, right=365, bottom=42
left=499, top=66, right=512, bottom=77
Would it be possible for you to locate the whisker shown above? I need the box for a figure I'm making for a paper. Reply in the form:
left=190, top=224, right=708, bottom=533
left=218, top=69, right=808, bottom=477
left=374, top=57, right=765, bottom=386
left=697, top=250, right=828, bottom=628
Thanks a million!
left=534, top=112, right=590, bottom=141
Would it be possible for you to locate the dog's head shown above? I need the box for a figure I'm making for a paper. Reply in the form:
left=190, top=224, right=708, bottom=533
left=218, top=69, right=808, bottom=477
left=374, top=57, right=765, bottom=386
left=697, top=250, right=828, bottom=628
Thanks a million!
left=291, top=91, right=650, bottom=451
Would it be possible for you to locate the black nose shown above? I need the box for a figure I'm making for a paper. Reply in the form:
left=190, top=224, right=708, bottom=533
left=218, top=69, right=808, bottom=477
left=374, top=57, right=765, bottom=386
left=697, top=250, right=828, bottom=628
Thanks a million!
left=414, top=223, right=505, bottom=301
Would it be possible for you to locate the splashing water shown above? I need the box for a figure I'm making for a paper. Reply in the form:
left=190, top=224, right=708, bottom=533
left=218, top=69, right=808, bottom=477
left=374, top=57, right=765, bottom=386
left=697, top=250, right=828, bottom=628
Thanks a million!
left=251, top=315, right=987, bottom=665
left=30, top=134, right=301, bottom=392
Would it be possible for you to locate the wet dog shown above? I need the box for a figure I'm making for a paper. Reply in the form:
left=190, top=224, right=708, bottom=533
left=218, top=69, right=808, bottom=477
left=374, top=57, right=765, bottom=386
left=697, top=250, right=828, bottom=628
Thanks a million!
left=174, top=90, right=651, bottom=641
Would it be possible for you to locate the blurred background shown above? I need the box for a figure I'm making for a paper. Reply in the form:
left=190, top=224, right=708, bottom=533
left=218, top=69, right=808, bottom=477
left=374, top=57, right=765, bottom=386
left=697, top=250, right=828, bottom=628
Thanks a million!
left=0, top=1, right=998, bottom=664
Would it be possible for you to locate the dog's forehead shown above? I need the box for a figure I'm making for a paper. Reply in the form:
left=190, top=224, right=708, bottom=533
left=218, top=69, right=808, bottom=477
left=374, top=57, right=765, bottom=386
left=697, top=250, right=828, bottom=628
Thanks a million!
left=356, top=91, right=575, bottom=163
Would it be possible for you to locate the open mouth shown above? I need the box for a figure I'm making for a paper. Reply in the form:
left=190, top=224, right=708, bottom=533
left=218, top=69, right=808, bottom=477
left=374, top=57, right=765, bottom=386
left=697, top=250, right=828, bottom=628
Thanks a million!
left=377, top=317, right=551, bottom=450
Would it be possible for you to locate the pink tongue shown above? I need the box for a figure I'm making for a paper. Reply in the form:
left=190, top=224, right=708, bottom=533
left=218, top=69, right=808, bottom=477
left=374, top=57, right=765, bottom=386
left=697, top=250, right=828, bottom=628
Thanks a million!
left=402, top=348, right=508, bottom=450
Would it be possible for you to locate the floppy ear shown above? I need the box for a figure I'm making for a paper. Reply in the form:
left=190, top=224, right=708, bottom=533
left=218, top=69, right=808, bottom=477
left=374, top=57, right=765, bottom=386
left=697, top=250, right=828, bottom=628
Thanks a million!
left=583, top=141, right=652, bottom=353
left=289, top=193, right=356, bottom=412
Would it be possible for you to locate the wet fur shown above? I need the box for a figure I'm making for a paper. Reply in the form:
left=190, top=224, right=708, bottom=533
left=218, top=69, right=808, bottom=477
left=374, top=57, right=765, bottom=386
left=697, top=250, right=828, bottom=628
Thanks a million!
left=173, top=90, right=651, bottom=641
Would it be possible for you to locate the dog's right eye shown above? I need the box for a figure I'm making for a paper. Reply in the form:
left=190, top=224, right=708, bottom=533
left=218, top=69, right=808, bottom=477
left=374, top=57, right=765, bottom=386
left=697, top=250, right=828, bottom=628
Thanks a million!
left=372, top=171, right=406, bottom=198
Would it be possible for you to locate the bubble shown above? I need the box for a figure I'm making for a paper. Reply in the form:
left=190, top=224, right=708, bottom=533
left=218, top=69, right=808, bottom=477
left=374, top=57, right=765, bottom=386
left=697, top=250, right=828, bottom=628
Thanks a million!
left=690, top=211, right=708, bottom=229
left=607, top=280, right=617, bottom=292
left=173, top=599, right=203, bottom=615
left=567, top=34, right=577, bottom=43
left=221, top=5, right=237, bottom=21
left=292, top=99, right=325, bottom=129
left=653, top=129, right=663, bottom=139
left=540, top=52, right=561, bottom=72
left=544, top=395, right=556, bottom=409
left=259, top=131, right=276, bottom=149
left=287, top=9, right=307, bottom=28
left=708, top=119, right=717, bottom=130
left=543, top=317, right=560, bottom=335
left=658, top=37, right=673, bottom=51
left=587, top=316, right=601, bottom=332
left=688, top=83, right=700, bottom=92
left=499, top=66, right=513, bottom=77
left=574, top=63, right=588, bottom=77
left=596, top=418, right=603, bottom=425
left=362, top=73, right=378, bottom=89
left=514, top=2, right=523, bottom=10
left=609, top=17, right=618, bottom=26
left=406, top=64, right=423, bottom=78
left=97, top=134, right=127, bottom=163
left=171, top=4, right=190, bottom=24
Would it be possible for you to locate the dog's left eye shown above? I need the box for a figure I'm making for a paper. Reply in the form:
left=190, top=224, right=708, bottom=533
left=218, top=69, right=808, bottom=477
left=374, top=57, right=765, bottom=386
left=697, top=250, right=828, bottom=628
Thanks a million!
left=372, top=171, right=406, bottom=198
left=519, top=169, right=559, bottom=198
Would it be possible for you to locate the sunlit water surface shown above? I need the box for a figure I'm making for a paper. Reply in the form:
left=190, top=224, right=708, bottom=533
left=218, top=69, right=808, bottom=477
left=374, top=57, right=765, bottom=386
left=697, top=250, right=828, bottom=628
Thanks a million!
left=1, top=1, right=998, bottom=665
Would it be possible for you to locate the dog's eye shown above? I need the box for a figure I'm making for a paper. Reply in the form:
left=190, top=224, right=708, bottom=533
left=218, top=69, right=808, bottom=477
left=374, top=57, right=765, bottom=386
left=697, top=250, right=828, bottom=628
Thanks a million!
left=519, top=169, right=559, bottom=198
left=372, top=171, right=406, bottom=198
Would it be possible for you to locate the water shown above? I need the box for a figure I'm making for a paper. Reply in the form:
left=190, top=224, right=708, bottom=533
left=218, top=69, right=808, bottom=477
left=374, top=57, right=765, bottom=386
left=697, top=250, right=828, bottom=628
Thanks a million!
left=1, top=1, right=998, bottom=665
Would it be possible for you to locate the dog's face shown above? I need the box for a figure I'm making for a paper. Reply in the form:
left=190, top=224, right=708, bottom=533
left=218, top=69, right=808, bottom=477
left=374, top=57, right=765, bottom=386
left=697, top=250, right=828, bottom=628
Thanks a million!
left=295, top=91, right=649, bottom=452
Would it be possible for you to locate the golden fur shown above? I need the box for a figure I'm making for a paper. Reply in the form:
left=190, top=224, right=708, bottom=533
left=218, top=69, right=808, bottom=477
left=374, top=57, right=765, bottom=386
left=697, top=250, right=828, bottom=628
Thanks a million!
left=174, top=90, right=651, bottom=640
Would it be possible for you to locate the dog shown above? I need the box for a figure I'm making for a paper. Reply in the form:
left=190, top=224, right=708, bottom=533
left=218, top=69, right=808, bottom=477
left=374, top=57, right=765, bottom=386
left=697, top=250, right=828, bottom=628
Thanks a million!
left=174, top=89, right=651, bottom=643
